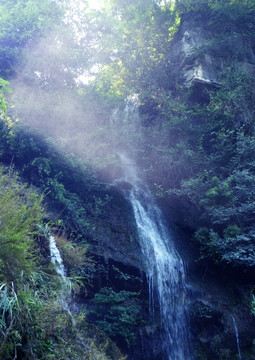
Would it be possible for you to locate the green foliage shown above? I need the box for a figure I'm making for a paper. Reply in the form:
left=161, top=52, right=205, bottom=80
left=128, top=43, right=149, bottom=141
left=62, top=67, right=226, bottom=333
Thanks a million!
left=223, top=225, right=241, bottom=238
left=0, top=166, right=120, bottom=359
left=0, top=78, right=12, bottom=114
left=251, top=293, right=255, bottom=316
left=0, top=167, right=44, bottom=283
left=177, top=0, right=255, bottom=22
left=91, top=61, right=128, bottom=107
left=87, top=0, right=180, bottom=100
left=53, top=234, right=93, bottom=279
left=0, top=117, right=112, bottom=238
left=194, top=226, right=255, bottom=266
left=0, top=0, right=60, bottom=77
left=91, top=287, right=142, bottom=347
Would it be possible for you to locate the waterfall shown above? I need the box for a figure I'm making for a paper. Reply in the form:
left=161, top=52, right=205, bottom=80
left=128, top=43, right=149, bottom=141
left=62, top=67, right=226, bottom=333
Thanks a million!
left=232, top=315, right=242, bottom=360
left=49, top=234, right=71, bottom=313
left=116, top=154, right=192, bottom=360
left=49, top=235, right=66, bottom=278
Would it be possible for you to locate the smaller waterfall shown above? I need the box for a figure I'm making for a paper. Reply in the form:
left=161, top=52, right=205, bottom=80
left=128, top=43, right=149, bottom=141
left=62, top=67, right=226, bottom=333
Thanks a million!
left=49, top=234, right=71, bottom=313
left=49, top=235, right=66, bottom=278
left=232, top=315, right=242, bottom=360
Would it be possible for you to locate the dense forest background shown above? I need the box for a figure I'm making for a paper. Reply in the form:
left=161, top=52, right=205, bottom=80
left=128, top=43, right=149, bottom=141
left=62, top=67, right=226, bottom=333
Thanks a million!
left=0, top=0, right=255, bottom=359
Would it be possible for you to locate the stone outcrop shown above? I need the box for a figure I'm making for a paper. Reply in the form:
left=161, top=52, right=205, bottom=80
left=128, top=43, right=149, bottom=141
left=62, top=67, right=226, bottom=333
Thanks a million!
left=170, top=19, right=221, bottom=88
left=188, top=291, right=255, bottom=359
left=170, top=13, right=255, bottom=90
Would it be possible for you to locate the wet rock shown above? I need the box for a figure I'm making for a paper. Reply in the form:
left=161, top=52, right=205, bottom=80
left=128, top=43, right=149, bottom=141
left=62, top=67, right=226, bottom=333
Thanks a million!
left=136, top=323, right=163, bottom=360
left=187, top=285, right=255, bottom=360
left=88, top=187, right=143, bottom=269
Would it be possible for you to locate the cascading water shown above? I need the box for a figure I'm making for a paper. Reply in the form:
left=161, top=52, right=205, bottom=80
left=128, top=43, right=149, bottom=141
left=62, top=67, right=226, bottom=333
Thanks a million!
left=116, top=154, right=192, bottom=360
left=49, top=234, right=71, bottom=313
left=49, top=234, right=66, bottom=278
left=232, top=315, right=242, bottom=360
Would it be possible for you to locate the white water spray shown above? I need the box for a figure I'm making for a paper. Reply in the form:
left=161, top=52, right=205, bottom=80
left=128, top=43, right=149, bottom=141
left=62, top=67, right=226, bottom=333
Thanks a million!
left=49, top=235, right=66, bottom=278
left=49, top=234, right=71, bottom=313
left=116, top=154, right=192, bottom=360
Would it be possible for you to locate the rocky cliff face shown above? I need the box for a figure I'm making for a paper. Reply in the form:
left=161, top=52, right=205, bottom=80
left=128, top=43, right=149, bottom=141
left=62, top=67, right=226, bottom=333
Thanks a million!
left=89, top=189, right=143, bottom=269
left=171, top=21, right=221, bottom=88
left=167, top=9, right=255, bottom=359
left=170, top=12, right=255, bottom=89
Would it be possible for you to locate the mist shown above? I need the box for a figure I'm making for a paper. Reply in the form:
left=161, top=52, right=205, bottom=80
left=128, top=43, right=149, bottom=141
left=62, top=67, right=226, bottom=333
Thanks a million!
left=8, top=10, right=140, bottom=178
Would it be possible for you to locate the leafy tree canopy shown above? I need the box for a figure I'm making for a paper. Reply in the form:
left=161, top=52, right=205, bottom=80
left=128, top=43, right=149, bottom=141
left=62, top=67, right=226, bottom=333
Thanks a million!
left=0, top=0, right=60, bottom=78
